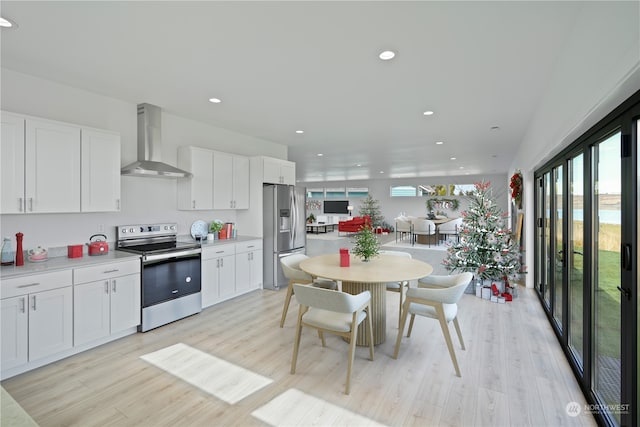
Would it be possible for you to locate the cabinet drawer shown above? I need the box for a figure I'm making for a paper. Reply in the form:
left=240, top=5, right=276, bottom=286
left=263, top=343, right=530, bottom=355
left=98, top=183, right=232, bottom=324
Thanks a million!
left=235, top=240, right=262, bottom=253
left=201, top=244, right=235, bottom=260
left=73, top=259, right=140, bottom=284
left=2, top=270, right=72, bottom=299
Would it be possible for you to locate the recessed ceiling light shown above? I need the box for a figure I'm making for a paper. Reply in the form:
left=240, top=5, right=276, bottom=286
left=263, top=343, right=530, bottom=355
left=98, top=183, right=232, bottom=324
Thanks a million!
left=356, top=164, right=362, bottom=167
left=435, top=141, right=444, bottom=145
left=295, top=130, right=304, bottom=134
left=450, top=157, right=457, bottom=160
left=378, top=50, right=396, bottom=61
left=379, top=171, right=385, bottom=174
left=0, top=17, right=15, bottom=28
left=317, top=153, right=323, bottom=157
left=459, top=166, right=464, bottom=169
left=423, top=110, right=434, bottom=116
left=208, top=98, right=221, bottom=103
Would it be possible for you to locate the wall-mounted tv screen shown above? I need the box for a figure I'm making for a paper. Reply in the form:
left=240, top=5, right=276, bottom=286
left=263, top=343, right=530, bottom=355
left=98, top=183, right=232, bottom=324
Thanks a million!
left=324, top=200, right=349, bottom=214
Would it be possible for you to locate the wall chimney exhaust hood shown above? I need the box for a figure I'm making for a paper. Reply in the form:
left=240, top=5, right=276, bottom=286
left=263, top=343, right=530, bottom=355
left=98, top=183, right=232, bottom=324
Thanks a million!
left=121, top=103, right=192, bottom=178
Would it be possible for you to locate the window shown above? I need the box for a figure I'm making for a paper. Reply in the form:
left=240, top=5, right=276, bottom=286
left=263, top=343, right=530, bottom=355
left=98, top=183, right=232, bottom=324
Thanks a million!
left=307, top=188, right=324, bottom=199
left=419, top=184, right=448, bottom=196
left=390, top=185, right=417, bottom=197
left=451, top=184, right=475, bottom=196
left=325, top=187, right=346, bottom=198
left=347, top=187, right=368, bottom=198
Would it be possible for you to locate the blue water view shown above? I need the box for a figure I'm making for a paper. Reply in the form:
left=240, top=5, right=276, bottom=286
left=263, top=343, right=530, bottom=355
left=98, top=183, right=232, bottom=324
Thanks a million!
left=559, top=209, right=621, bottom=225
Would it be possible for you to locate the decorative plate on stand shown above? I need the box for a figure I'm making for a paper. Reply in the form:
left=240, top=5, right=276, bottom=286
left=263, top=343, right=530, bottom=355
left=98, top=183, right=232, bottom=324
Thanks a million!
left=190, top=220, right=208, bottom=240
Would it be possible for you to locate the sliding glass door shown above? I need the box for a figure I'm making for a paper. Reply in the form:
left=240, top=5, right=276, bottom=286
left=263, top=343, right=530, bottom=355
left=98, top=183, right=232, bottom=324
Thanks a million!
left=592, top=132, right=622, bottom=425
left=534, top=91, right=638, bottom=426
left=568, top=152, right=584, bottom=368
left=554, top=166, right=564, bottom=331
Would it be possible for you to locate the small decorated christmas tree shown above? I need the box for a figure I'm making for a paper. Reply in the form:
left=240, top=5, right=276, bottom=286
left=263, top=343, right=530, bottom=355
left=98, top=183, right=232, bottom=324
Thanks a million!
left=443, top=181, right=522, bottom=282
left=351, top=223, right=380, bottom=262
left=358, top=194, right=384, bottom=228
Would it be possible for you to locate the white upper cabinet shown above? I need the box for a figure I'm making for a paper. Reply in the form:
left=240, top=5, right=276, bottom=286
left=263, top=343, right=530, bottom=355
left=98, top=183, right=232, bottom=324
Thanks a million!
left=1, top=112, right=25, bottom=214
left=1, top=111, right=121, bottom=214
left=25, top=118, right=81, bottom=213
left=178, top=146, right=249, bottom=210
left=263, top=157, right=295, bottom=185
left=81, top=128, right=121, bottom=212
left=177, top=146, right=214, bottom=210
left=213, top=152, right=249, bottom=209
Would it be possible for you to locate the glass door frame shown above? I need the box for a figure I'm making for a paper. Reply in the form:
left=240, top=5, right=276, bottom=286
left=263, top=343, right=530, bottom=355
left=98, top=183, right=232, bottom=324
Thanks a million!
left=533, top=90, right=639, bottom=427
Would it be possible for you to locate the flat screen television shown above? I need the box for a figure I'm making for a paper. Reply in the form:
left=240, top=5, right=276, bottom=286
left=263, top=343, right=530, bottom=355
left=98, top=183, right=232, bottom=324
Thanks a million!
left=324, top=200, right=349, bottom=214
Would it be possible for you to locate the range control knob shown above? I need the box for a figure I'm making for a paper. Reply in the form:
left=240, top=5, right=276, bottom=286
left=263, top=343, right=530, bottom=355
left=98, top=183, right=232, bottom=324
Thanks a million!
left=121, top=228, right=127, bottom=234
left=129, top=228, right=135, bottom=233
left=170, top=225, right=176, bottom=230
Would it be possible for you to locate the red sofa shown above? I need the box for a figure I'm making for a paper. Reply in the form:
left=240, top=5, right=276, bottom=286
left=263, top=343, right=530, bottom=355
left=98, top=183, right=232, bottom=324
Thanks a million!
left=338, top=216, right=371, bottom=234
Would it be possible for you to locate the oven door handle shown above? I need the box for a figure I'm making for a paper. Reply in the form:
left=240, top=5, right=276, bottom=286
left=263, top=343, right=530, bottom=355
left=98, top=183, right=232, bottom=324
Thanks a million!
left=143, top=248, right=202, bottom=263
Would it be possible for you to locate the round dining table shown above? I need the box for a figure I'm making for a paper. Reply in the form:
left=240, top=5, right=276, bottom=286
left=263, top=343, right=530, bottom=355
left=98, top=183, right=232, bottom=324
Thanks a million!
left=299, top=253, right=433, bottom=346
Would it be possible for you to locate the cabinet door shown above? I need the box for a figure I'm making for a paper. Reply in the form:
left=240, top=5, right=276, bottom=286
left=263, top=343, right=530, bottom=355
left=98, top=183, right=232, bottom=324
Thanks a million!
left=177, top=147, right=213, bottom=210
left=74, top=280, right=110, bottom=346
left=1, top=296, right=28, bottom=370
left=236, top=250, right=262, bottom=293
left=263, top=157, right=282, bottom=184
left=218, top=255, right=236, bottom=300
left=25, top=119, right=81, bottom=213
left=250, top=249, right=263, bottom=290
left=110, top=274, right=140, bottom=333
left=1, top=112, right=25, bottom=214
left=201, top=257, right=219, bottom=308
left=28, top=287, right=73, bottom=361
left=213, top=152, right=234, bottom=209
left=81, top=128, right=121, bottom=212
left=232, top=155, right=250, bottom=209
left=235, top=251, right=252, bottom=294
left=280, top=162, right=296, bottom=185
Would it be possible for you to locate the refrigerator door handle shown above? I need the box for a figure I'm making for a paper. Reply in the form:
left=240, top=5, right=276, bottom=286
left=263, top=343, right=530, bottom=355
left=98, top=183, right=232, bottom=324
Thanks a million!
left=290, top=187, right=296, bottom=249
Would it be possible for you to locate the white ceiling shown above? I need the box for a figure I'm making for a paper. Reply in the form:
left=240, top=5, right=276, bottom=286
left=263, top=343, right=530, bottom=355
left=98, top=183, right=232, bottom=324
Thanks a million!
left=1, top=1, right=593, bottom=182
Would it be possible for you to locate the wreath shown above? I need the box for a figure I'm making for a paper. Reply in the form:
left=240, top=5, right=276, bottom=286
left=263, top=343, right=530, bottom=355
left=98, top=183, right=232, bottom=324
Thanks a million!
left=510, top=171, right=523, bottom=208
left=426, top=198, right=459, bottom=211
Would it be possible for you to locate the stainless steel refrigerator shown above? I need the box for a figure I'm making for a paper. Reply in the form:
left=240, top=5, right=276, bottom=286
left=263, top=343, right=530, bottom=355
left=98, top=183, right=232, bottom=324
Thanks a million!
left=263, top=184, right=306, bottom=290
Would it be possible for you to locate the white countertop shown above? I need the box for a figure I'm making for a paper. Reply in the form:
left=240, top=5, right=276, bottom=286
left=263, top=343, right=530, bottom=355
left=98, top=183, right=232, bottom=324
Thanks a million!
left=197, top=235, right=261, bottom=248
left=1, top=251, right=140, bottom=279
left=1, top=235, right=262, bottom=279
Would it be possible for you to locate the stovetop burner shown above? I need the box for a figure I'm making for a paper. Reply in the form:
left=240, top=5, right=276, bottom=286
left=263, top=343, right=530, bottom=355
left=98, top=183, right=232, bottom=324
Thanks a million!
left=116, top=222, right=201, bottom=259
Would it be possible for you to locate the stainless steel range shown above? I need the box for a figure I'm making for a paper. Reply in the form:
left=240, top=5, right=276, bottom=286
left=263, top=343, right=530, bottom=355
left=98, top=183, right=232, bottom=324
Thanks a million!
left=116, top=223, right=201, bottom=332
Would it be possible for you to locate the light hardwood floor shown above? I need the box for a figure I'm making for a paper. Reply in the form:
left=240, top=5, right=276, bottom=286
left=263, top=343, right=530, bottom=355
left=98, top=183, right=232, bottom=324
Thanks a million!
left=2, top=281, right=595, bottom=426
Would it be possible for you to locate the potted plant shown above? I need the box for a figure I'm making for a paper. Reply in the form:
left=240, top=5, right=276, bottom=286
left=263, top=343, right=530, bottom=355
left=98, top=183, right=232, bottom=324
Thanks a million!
left=351, top=224, right=380, bottom=262
left=307, top=213, right=316, bottom=224
left=209, top=220, right=224, bottom=238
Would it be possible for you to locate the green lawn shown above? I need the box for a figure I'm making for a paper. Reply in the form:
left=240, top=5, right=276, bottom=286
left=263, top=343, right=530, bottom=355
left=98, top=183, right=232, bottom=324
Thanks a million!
left=568, top=247, right=620, bottom=359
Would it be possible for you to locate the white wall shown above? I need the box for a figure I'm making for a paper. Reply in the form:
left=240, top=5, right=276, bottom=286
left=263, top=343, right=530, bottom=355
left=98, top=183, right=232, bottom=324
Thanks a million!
left=0, top=69, right=288, bottom=250
left=508, top=1, right=640, bottom=287
left=303, top=173, right=509, bottom=228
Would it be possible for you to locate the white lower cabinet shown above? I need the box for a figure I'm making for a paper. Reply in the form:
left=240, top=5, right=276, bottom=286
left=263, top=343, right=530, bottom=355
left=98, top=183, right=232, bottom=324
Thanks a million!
left=201, top=244, right=236, bottom=308
left=235, top=240, right=263, bottom=294
left=73, top=260, right=141, bottom=346
left=1, top=296, right=29, bottom=370
left=1, top=270, right=73, bottom=372
left=201, top=239, right=263, bottom=309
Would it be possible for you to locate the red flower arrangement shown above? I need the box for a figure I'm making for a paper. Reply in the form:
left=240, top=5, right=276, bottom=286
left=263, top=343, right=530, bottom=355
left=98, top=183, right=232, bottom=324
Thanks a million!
left=509, top=170, right=523, bottom=209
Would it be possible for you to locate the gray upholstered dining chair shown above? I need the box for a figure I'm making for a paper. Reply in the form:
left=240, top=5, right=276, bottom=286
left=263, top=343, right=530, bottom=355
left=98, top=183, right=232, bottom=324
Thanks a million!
left=412, top=218, right=436, bottom=246
left=280, top=254, right=338, bottom=328
left=380, top=250, right=412, bottom=328
left=393, top=272, right=473, bottom=377
left=290, top=284, right=374, bottom=394
left=438, top=217, right=463, bottom=243
left=395, top=218, right=413, bottom=242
